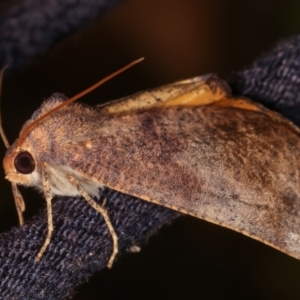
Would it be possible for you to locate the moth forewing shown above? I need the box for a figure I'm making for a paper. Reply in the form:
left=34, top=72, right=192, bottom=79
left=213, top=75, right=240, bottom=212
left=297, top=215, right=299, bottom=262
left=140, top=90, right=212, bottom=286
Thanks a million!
left=62, top=76, right=300, bottom=262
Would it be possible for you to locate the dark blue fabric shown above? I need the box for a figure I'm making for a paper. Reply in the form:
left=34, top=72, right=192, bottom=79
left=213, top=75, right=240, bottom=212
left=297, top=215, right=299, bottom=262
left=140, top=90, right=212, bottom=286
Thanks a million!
left=229, top=35, right=300, bottom=126
left=0, top=0, right=121, bottom=68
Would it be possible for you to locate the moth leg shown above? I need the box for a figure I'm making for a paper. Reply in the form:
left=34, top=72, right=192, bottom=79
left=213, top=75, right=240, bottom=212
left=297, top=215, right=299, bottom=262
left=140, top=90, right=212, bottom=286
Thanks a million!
left=67, top=175, right=118, bottom=269
left=35, top=162, right=54, bottom=262
left=12, top=182, right=25, bottom=225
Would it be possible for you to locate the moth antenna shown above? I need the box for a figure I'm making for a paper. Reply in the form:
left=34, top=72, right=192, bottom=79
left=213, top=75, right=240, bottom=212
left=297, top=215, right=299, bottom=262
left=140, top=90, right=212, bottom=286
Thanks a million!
left=17, top=58, right=144, bottom=147
left=0, top=64, right=10, bottom=149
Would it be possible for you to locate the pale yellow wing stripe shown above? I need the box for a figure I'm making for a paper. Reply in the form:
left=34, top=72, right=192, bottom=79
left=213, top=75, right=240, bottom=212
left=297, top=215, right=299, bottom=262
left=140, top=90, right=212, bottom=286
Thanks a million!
left=99, top=75, right=227, bottom=114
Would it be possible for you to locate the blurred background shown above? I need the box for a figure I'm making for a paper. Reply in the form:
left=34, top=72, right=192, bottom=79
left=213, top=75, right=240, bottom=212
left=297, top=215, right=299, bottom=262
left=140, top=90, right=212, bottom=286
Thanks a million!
left=1, top=0, right=300, bottom=299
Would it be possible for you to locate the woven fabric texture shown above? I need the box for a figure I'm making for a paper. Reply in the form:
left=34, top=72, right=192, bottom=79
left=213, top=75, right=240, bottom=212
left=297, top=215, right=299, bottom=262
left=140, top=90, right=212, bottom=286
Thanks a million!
left=0, top=0, right=122, bottom=68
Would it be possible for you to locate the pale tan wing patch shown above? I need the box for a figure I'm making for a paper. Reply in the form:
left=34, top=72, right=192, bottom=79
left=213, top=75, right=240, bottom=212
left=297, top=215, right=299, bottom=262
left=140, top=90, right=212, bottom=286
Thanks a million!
left=98, top=75, right=231, bottom=115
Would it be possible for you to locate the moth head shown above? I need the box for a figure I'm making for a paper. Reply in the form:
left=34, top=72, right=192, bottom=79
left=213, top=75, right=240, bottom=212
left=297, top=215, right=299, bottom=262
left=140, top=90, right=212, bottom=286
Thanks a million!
left=3, top=132, right=40, bottom=186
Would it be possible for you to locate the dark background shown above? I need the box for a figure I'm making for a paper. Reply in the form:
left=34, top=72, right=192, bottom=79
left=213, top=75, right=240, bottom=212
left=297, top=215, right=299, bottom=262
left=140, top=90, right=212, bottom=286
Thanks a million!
left=1, top=0, right=300, bottom=299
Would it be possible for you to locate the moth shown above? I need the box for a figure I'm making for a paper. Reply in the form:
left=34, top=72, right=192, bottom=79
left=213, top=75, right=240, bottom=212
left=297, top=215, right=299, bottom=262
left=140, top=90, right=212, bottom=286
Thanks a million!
left=2, top=59, right=300, bottom=269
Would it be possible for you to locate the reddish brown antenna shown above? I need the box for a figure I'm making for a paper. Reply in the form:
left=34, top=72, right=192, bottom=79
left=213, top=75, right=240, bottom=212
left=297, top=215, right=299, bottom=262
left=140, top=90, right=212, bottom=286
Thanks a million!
left=0, top=65, right=25, bottom=225
left=0, top=64, right=10, bottom=149
left=17, top=58, right=144, bottom=147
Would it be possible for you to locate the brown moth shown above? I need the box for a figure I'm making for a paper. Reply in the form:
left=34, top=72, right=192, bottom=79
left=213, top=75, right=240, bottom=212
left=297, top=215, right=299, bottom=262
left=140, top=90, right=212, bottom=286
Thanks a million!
left=2, top=61, right=300, bottom=269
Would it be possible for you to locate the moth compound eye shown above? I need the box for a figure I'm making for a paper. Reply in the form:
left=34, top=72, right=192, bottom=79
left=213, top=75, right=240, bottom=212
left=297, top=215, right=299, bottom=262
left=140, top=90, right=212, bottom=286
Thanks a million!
left=14, top=151, right=35, bottom=174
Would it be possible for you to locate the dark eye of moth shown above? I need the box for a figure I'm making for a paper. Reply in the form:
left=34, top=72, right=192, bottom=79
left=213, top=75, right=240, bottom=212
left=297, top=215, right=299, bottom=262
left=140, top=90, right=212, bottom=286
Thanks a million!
left=14, top=151, right=35, bottom=174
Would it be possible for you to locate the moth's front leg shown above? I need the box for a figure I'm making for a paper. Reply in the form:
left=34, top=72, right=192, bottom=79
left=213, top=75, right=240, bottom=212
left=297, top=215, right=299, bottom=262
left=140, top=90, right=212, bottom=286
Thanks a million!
left=67, top=175, right=118, bottom=269
left=35, top=162, right=54, bottom=262
left=12, top=182, right=25, bottom=225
